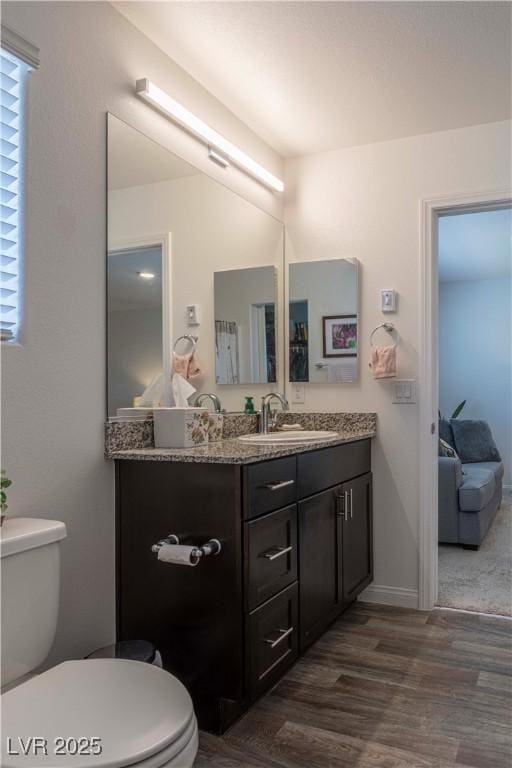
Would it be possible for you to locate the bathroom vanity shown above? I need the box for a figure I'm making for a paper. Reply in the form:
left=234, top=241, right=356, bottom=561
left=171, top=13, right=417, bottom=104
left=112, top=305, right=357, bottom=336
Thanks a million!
left=113, top=424, right=374, bottom=733
left=106, top=113, right=374, bottom=735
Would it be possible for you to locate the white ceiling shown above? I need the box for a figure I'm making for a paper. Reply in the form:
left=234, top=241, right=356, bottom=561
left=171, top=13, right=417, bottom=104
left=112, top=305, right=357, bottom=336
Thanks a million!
left=113, top=1, right=511, bottom=157
left=438, top=208, right=512, bottom=283
left=108, top=113, right=198, bottom=189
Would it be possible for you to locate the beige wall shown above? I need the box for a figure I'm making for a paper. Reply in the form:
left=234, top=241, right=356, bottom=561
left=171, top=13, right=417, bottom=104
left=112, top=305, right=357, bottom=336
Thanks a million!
left=284, top=120, right=511, bottom=605
left=1, top=1, right=283, bottom=666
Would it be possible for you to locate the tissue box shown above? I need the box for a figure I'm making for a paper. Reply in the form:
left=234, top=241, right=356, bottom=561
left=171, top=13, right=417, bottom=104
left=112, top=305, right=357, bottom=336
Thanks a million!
left=154, top=408, right=209, bottom=449
left=207, top=413, right=224, bottom=442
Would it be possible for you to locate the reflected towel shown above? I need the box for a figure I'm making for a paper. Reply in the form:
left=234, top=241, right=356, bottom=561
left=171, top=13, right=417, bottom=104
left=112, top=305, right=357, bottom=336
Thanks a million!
left=370, top=345, right=397, bottom=379
left=172, top=352, right=204, bottom=381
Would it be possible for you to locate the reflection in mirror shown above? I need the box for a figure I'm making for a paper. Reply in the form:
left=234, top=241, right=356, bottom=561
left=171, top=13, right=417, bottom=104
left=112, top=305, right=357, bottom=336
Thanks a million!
left=107, top=246, right=163, bottom=415
left=288, top=259, right=358, bottom=384
left=214, top=267, right=277, bottom=385
left=107, top=113, right=284, bottom=416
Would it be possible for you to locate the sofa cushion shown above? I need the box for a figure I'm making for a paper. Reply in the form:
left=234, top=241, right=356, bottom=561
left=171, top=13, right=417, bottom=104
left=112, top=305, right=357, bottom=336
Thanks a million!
left=451, top=420, right=502, bottom=463
left=463, top=461, right=504, bottom=484
left=439, top=419, right=455, bottom=448
left=458, top=467, right=496, bottom=512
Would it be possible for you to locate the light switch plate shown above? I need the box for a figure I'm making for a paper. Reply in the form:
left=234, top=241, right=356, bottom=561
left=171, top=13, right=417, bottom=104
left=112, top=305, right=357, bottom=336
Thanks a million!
left=186, top=304, right=200, bottom=326
left=291, top=383, right=305, bottom=404
left=392, top=379, right=416, bottom=404
left=381, top=289, right=397, bottom=313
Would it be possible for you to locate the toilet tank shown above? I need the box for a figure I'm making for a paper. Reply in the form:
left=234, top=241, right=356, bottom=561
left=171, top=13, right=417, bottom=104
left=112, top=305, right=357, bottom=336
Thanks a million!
left=1, top=518, right=67, bottom=687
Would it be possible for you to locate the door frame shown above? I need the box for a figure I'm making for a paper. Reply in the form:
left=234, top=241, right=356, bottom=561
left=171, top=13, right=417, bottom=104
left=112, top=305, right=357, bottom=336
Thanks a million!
left=418, top=188, right=512, bottom=610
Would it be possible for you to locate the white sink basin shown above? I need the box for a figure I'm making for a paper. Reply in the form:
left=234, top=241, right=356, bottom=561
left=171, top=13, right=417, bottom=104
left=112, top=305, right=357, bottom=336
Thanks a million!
left=238, top=430, right=339, bottom=444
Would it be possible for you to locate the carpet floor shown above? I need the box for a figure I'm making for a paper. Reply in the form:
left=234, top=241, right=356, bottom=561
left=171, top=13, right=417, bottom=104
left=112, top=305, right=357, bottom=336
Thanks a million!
left=438, top=492, right=512, bottom=616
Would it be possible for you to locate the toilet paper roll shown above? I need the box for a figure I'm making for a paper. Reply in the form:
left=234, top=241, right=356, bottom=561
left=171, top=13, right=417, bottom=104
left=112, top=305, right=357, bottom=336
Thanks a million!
left=157, top=543, right=199, bottom=566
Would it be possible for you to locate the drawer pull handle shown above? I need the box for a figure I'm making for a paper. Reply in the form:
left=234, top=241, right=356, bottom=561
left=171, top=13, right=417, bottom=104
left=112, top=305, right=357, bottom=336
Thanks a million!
left=260, top=545, right=293, bottom=561
left=263, top=627, right=294, bottom=648
left=262, top=479, right=295, bottom=491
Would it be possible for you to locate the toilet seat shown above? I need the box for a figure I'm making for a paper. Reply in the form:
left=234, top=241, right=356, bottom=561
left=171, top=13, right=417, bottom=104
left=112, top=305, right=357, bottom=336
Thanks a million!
left=1, top=659, right=198, bottom=768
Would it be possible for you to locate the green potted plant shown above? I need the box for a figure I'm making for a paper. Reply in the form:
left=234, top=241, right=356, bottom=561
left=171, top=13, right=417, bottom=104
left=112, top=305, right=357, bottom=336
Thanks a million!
left=451, top=400, right=466, bottom=419
left=1, top=470, right=12, bottom=526
left=439, top=400, right=467, bottom=421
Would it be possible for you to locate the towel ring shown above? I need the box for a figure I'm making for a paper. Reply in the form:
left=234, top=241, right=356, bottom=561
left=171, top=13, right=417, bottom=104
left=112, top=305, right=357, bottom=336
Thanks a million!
left=370, top=323, right=399, bottom=348
left=173, top=335, right=198, bottom=354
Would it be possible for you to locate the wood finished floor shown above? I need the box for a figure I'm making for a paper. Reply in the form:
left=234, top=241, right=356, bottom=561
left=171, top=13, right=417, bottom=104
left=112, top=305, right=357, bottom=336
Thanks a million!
left=196, top=602, right=512, bottom=768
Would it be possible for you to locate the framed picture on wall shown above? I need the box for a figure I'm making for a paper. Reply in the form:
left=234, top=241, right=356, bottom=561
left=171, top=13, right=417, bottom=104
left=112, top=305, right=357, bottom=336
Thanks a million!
left=322, top=314, right=358, bottom=357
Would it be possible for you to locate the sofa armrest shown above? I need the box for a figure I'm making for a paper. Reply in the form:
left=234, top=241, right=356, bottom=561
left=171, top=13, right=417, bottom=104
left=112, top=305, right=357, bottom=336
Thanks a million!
left=438, top=456, right=463, bottom=543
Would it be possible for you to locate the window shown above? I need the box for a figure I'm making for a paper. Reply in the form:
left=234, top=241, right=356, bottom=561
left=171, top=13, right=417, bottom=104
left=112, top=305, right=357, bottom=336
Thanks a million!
left=1, top=29, right=38, bottom=343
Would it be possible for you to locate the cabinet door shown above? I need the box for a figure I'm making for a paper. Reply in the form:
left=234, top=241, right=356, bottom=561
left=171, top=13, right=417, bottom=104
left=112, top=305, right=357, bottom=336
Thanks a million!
left=299, top=487, right=342, bottom=650
left=342, top=472, right=373, bottom=602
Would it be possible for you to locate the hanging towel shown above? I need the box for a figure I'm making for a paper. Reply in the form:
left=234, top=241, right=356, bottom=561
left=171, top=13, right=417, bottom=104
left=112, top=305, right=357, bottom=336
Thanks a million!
left=172, top=352, right=204, bottom=382
left=370, top=345, right=397, bottom=379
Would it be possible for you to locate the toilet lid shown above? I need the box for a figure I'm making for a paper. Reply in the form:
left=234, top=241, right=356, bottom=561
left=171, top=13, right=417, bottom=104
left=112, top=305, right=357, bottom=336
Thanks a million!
left=1, top=660, right=195, bottom=768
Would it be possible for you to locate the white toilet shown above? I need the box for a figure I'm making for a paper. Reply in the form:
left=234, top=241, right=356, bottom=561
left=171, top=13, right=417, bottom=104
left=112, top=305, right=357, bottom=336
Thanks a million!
left=0, top=518, right=198, bottom=767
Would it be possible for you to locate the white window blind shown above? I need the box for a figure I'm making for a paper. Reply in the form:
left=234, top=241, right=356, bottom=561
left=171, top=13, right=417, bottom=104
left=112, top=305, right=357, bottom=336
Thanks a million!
left=1, top=47, right=30, bottom=342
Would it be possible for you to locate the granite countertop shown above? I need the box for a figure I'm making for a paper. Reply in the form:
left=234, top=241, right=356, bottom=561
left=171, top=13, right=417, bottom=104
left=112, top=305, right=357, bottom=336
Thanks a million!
left=107, top=427, right=376, bottom=465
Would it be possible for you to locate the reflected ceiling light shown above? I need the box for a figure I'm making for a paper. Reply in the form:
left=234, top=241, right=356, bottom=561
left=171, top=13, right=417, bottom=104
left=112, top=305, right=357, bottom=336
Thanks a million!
left=138, top=271, right=155, bottom=280
left=135, top=78, right=284, bottom=193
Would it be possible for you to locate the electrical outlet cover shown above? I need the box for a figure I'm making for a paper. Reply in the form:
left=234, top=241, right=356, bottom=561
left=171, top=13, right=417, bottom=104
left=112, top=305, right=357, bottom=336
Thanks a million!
left=392, top=379, right=416, bottom=404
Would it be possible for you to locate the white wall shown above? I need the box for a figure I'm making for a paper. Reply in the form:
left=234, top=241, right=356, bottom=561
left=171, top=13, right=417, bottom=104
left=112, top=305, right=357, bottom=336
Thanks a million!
left=439, top=278, right=512, bottom=485
left=1, top=0, right=283, bottom=666
left=109, top=175, right=283, bottom=410
left=284, top=120, right=511, bottom=605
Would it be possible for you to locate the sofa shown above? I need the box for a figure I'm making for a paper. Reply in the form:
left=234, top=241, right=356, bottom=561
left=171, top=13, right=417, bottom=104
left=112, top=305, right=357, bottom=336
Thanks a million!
left=438, top=419, right=504, bottom=549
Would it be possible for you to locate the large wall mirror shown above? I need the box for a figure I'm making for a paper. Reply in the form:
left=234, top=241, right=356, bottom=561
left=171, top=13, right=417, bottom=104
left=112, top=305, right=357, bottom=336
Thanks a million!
left=107, top=114, right=284, bottom=416
left=214, top=266, right=277, bottom=385
left=288, top=258, right=359, bottom=384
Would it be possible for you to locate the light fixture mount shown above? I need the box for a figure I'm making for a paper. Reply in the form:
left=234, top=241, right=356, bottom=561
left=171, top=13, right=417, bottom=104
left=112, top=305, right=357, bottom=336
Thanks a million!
left=135, top=78, right=284, bottom=193
left=208, top=146, right=230, bottom=169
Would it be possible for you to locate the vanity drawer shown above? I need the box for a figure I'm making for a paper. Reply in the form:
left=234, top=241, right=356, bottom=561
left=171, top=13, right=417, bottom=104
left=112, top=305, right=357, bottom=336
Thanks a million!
left=243, top=456, right=297, bottom=519
left=245, top=504, right=297, bottom=610
left=246, top=582, right=298, bottom=699
left=297, top=439, right=371, bottom=498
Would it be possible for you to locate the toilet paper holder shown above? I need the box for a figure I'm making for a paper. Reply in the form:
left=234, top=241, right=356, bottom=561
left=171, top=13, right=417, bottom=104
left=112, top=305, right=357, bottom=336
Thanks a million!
left=151, top=534, right=222, bottom=563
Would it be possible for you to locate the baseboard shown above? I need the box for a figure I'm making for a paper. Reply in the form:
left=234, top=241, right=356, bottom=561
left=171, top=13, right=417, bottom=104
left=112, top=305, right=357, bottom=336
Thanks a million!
left=358, top=584, right=419, bottom=609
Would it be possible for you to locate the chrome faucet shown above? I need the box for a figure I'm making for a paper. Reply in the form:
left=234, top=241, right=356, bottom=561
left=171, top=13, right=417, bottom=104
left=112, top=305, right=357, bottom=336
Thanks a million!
left=195, top=393, right=223, bottom=413
left=260, top=392, right=289, bottom=434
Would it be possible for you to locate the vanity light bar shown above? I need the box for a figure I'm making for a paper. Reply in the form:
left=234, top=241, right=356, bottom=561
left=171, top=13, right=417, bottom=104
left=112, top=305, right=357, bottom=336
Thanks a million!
left=135, top=79, right=284, bottom=193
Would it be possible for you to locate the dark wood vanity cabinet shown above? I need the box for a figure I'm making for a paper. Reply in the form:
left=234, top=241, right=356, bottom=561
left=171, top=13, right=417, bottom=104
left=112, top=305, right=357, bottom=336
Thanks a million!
left=116, top=439, right=372, bottom=734
left=341, top=472, right=373, bottom=603
left=299, top=471, right=373, bottom=650
left=299, top=487, right=342, bottom=649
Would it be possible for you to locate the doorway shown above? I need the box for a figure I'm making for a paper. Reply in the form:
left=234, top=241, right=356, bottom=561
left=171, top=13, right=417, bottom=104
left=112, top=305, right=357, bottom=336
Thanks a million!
left=436, top=207, right=511, bottom=615
left=418, top=190, right=512, bottom=612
